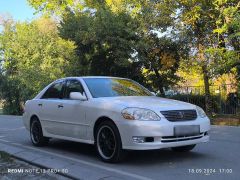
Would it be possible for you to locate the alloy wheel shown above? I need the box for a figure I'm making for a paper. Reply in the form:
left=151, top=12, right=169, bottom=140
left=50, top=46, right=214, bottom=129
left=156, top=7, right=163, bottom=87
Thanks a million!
left=97, top=125, right=117, bottom=160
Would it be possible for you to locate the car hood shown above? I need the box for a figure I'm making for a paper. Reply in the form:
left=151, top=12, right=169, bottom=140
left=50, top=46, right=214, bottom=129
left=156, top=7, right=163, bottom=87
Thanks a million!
left=97, top=96, right=196, bottom=111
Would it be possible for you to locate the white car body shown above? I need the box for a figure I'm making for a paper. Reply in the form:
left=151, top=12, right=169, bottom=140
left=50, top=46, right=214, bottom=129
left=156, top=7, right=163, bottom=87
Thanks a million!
left=23, top=77, right=210, bottom=154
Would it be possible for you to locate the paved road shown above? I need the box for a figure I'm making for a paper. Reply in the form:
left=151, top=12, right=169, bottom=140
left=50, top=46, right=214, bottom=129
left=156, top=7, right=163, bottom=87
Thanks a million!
left=0, top=115, right=239, bottom=180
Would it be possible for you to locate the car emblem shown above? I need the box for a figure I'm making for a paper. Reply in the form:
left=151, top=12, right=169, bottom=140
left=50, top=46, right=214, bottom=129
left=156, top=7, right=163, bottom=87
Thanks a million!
left=178, top=112, right=184, bottom=118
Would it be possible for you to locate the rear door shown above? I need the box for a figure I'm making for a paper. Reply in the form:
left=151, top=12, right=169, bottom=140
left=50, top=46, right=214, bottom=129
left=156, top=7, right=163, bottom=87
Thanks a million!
left=39, top=80, right=65, bottom=135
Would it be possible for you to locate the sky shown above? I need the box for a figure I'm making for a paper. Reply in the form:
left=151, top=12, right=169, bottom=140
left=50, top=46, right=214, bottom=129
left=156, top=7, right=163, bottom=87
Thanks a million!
left=0, top=0, right=38, bottom=22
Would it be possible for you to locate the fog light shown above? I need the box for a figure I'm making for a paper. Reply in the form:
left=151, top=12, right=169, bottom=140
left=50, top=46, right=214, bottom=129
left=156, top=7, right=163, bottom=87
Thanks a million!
left=145, top=137, right=154, bottom=142
left=132, top=136, right=145, bottom=143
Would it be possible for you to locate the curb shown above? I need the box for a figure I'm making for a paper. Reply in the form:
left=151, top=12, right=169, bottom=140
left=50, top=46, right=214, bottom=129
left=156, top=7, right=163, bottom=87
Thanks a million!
left=0, top=141, right=148, bottom=180
left=0, top=142, right=77, bottom=180
left=11, top=153, right=77, bottom=180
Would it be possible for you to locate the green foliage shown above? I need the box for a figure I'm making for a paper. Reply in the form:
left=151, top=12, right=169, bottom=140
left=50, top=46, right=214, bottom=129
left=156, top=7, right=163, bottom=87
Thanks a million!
left=170, top=0, right=239, bottom=112
left=59, top=8, right=143, bottom=79
left=173, top=0, right=238, bottom=79
left=0, top=17, right=77, bottom=114
left=205, top=47, right=239, bottom=76
left=27, top=0, right=141, bottom=15
left=0, top=75, right=22, bottom=115
left=27, top=0, right=188, bottom=93
left=139, top=34, right=188, bottom=95
left=211, top=0, right=240, bottom=76
left=0, top=0, right=238, bottom=115
left=177, top=59, right=204, bottom=87
left=27, top=0, right=84, bottom=15
left=59, top=2, right=184, bottom=91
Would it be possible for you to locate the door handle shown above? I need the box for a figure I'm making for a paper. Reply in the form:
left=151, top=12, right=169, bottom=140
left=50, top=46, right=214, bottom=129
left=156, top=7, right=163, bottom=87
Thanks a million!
left=58, top=104, right=64, bottom=108
left=38, top=103, right=42, bottom=107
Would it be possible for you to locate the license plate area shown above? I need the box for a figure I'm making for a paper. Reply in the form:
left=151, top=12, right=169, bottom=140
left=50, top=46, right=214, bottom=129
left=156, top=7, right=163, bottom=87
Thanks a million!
left=174, top=125, right=200, bottom=136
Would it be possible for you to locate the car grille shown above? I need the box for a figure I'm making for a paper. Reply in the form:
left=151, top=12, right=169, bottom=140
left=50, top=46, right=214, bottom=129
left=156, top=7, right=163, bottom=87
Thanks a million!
left=160, top=110, right=197, bottom=121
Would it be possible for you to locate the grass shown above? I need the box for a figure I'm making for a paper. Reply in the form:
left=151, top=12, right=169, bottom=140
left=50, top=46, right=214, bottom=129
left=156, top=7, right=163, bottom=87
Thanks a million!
left=211, top=114, right=240, bottom=126
left=0, top=151, right=13, bottom=162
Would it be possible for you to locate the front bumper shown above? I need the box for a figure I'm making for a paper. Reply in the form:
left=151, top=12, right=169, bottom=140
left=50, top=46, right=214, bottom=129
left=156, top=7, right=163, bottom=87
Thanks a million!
left=117, top=116, right=210, bottom=150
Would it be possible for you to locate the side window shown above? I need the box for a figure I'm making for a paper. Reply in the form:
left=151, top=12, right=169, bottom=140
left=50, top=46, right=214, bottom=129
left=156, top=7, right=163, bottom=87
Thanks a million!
left=64, top=80, right=84, bottom=99
left=42, top=81, right=64, bottom=99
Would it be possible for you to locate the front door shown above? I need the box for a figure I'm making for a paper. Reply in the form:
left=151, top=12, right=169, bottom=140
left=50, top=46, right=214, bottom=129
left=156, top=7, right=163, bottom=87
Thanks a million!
left=58, top=79, right=88, bottom=139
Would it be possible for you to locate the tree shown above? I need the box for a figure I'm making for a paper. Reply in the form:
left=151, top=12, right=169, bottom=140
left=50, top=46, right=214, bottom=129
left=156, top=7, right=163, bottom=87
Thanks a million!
left=169, top=0, right=222, bottom=113
left=0, top=17, right=77, bottom=114
left=27, top=0, right=141, bottom=15
left=59, top=7, right=144, bottom=80
left=211, top=0, right=240, bottom=79
left=138, top=34, right=187, bottom=96
left=168, top=0, right=240, bottom=113
left=176, top=58, right=205, bottom=87
left=28, top=0, right=186, bottom=94
left=27, top=0, right=84, bottom=15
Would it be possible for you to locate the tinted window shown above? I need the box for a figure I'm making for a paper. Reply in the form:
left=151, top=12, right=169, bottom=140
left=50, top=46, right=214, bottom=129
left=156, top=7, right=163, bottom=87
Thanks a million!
left=64, top=79, right=84, bottom=99
left=42, top=81, right=64, bottom=99
left=83, top=78, right=152, bottom=98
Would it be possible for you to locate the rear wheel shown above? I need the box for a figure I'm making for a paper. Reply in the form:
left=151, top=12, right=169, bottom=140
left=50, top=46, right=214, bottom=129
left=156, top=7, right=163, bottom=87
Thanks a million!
left=171, top=144, right=196, bottom=152
left=95, top=121, right=125, bottom=163
left=30, top=117, right=49, bottom=146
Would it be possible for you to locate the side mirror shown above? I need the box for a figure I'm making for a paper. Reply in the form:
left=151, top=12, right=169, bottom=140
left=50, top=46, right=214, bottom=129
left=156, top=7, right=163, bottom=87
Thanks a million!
left=70, top=92, right=87, bottom=101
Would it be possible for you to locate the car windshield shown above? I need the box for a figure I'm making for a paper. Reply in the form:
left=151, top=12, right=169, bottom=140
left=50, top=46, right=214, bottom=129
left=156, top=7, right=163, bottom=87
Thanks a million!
left=83, top=78, right=153, bottom=98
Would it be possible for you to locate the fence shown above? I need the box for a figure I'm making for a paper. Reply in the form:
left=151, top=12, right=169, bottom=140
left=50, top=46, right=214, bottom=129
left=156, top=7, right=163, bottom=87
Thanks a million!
left=165, top=84, right=240, bottom=115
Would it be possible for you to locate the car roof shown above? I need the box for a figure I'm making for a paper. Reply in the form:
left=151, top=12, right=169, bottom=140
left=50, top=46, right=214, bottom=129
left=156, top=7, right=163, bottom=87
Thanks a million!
left=57, top=76, right=129, bottom=81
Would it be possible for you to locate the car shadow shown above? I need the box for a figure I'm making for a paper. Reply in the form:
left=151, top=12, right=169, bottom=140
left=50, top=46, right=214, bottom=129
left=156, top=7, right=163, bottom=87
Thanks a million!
left=123, top=149, right=207, bottom=165
left=48, top=139, right=97, bottom=157
left=46, top=139, right=208, bottom=165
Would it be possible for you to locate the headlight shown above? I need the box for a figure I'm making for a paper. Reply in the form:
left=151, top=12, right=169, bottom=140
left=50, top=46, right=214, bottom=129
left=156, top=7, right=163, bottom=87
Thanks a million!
left=196, top=106, right=206, bottom=118
left=121, top=108, right=161, bottom=121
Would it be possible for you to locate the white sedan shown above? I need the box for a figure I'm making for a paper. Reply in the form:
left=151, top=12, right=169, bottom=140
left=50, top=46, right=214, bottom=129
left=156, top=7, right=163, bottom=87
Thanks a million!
left=23, top=77, right=210, bottom=162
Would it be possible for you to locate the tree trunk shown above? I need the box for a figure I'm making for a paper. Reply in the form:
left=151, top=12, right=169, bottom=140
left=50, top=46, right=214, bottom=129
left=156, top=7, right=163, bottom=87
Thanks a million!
left=236, top=65, right=240, bottom=97
left=153, top=68, right=165, bottom=97
left=202, top=64, right=211, bottom=114
left=197, top=41, right=211, bottom=114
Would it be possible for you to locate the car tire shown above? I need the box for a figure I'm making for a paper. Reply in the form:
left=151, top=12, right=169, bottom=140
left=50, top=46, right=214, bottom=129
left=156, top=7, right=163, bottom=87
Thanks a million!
left=95, top=121, right=125, bottom=163
left=171, top=144, right=196, bottom=152
left=30, top=117, right=49, bottom=146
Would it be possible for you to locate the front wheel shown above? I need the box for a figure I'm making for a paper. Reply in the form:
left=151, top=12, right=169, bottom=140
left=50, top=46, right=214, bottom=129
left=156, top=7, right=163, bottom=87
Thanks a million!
left=96, top=121, right=125, bottom=163
left=30, top=117, right=49, bottom=146
left=171, top=144, right=196, bottom=152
